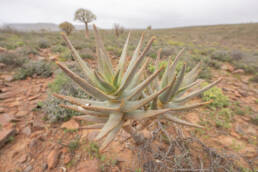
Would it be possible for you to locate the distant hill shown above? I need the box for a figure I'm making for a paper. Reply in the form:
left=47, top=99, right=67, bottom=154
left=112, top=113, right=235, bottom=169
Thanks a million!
left=0, top=23, right=86, bottom=32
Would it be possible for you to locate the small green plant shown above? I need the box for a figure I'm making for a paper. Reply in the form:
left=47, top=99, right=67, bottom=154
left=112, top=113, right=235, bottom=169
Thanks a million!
left=249, top=73, right=258, bottom=83
left=201, top=82, right=229, bottom=109
left=85, top=142, right=101, bottom=159
left=68, top=136, right=80, bottom=152
left=0, top=52, right=28, bottom=67
left=38, top=39, right=50, bottom=49
left=14, top=60, right=53, bottom=80
left=211, top=50, right=231, bottom=62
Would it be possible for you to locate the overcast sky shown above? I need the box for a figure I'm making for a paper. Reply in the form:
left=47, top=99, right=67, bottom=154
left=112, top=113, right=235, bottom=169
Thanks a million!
left=0, top=0, right=258, bottom=28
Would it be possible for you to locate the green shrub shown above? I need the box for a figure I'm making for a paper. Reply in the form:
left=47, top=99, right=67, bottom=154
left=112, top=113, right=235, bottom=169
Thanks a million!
left=43, top=70, right=88, bottom=122
left=232, top=63, right=257, bottom=74
left=0, top=52, right=28, bottom=67
left=38, top=39, right=50, bottom=49
left=249, top=73, right=258, bottom=83
left=59, top=49, right=73, bottom=61
left=231, top=50, right=243, bottom=61
left=204, top=58, right=221, bottom=69
left=51, top=44, right=66, bottom=53
left=199, top=67, right=212, bottom=81
left=201, top=82, right=229, bottom=109
left=211, top=50, right=231, bottom=62
left=215, top=108, right=233, bottom=129
left=14, top=60, right=53, bottom=80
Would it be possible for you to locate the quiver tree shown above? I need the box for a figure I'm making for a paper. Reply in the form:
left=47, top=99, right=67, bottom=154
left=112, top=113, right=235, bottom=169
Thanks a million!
left=113, top=23, right=124, bottom=37
left=59, top=22, right=75, bottom=35
left=74, top=8, right=96, bottom=38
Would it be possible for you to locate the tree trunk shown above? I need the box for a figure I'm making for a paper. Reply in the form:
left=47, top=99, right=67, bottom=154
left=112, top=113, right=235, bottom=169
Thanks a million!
left=84, top=22, right=89, bottom=38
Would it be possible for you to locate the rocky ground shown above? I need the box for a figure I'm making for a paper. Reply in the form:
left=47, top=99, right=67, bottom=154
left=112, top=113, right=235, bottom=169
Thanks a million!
left=0, top=45, right=257, bottom=171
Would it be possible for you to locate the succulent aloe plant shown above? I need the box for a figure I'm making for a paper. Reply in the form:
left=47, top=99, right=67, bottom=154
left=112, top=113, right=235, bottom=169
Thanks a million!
left=54, top=25, right=221, bottom=151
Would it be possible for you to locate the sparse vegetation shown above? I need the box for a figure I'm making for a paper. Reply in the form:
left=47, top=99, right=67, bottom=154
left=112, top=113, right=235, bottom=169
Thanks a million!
left=14, top=60, right=53, bottom=80
left=201, top=82, right=229, bottom=109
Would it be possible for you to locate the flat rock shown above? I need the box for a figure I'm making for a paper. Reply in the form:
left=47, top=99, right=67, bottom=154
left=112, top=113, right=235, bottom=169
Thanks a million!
left=232, top=69, right=245, bottom=74
left=16, top=110, right=28, bottom=118
left=0, top=113, right=15, bottom=126
left=0, top=107, right=5, bottom=113
left=0, top=63, right=6, bottom=68
left=61, top=119, right=79, bottom=130
left=22, top=126, right=32, bottom=136
left=47, top=149, right=61, bottom=169
left=76, top=160, right=99, bottom=172
left=0, top=47, right=6, bottom=52
left=0, top=128, right=16, bottom=148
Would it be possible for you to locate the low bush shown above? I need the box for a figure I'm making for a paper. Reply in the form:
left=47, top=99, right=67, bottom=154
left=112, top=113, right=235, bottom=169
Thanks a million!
left=249, top=73, right=258, bottom=83
left=204, top=58, right=221, bottom=69
left=211, top=50, right=231, bottom=62
left=43, top=70, right=87, bottom=122
left=14, top=60, right=53, bottom=80
left=232, top=62, right=257, bottom=74
left=0, top=52, right=28, bottom=67
left=38, top=39, right=50, bottom=49
left=231, top=50, right=243, bottom=61
left=199, top=67, right=212, bottom=81
left=201, top=82, right=230, bottom=109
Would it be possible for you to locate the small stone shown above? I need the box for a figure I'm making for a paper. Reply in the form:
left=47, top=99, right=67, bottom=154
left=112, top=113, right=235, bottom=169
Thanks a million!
left=63, top=153, right=71, bottom=164
left=0, top=107, right=5, bottom=113
left=0, top=92, right=16, bottom=100
left=0, top=113, right=15, bottom=126
left=19, top=154, right=28, bottom=163
left=49, top=55, right=58, bottom=61
left=238, top=90, right=248, bottom=97
left=0, top=47, right=6, bottom=52
left=0, top=128, right=16, bottom=148
left=16, top=110, right=28, bottom=117
left=76, top=160, right=99, bottom=172
left=8, top=100, right=20, bottom=107
left=24, top=165, right=33, bottom=172
left=87, top=131, right=99, bottom=141
left=22, top=126, right=32, bottom=136
left=4, top=75, right=14, bottom=82
left=47, top=149, right=61, bottom=169
left=28, top=94, right=41, bottom=101
left=61, top=119, right=79, bottom=130
left=232, top=69, right=244, bottom=74
left=0, top=63, right=6, bottom=68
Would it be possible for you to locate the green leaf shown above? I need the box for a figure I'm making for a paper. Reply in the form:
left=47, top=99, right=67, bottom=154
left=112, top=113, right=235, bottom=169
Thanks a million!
left=174, top=78, right=222, bottom=103
left=117, top=32, right=130, bottom=81
left=115, top=37, right=155, bottom=95
left=161, top=48, right=185, bottom=88
left=123, top=84, right=170, bottom=112
left=94, top=71, right=115, bottom=92
left=61, top=33, right=95, bottom=83
left=73, top=115, right=108, bottom=123
left=56, top=62, right=115, bottom=100
left=95, top=113, right=123, bottom=141
left=93, top=24, right=113, bottom=76
left=125, top=108, right=174, bottom=120
left=165, top=101, right=211, bottom=110
left=100, top=122, right=123, bottom=152
left=59, top=104, right=108, bottom=117
left=183, top=62, right=201, bottom=86
left=125, top=66, right=164, bottom=100
left=164, top=113, right=203, bottom=128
